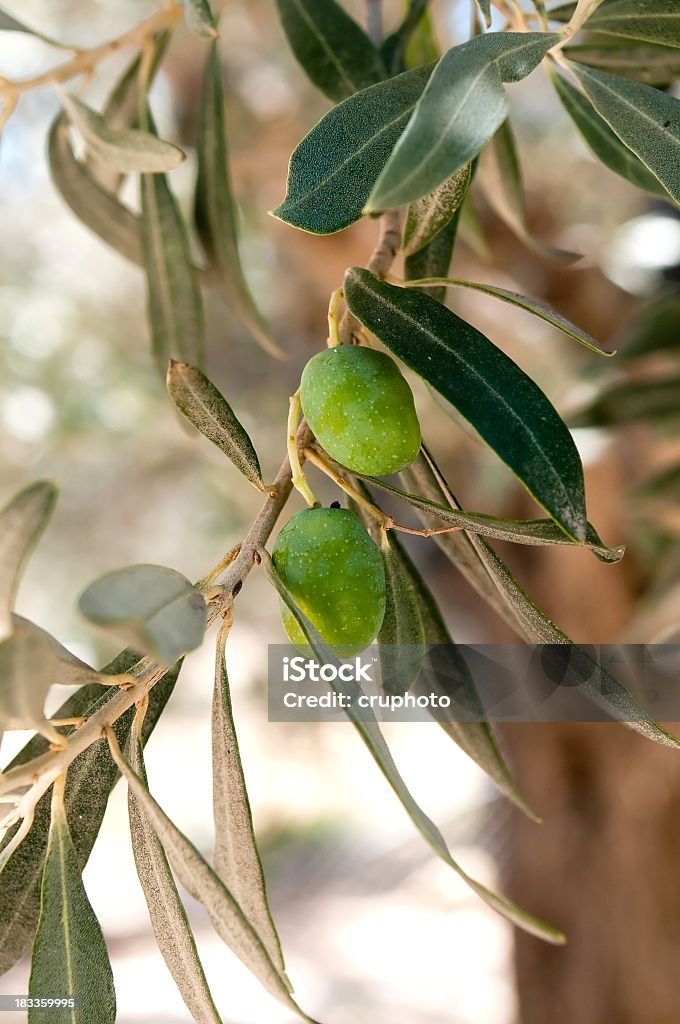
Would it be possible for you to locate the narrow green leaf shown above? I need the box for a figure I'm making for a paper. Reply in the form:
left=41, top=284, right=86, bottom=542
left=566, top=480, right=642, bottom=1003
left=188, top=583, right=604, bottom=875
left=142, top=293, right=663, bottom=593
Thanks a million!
left=552, top=71, right=670, bottom=197
left=181, top=0, right=218, bottom=38
left=478, top=118, right=579, bottom=262
left=0, top=620, right=68, bottom=745
left=404, top=207, right=461, bottom=303
left=403, top=274, right=612, bottom=355
left=359, top=474, right=623, bottom=562
left=261, top=550, right=565, bottom=944
left=547, top=2, right=577, bottom=22
left=106, top=733, right=317, bottom=1021
left=167, top=361, right=264, bottom=490
left=0, top=655, right=180, bottom=977
left=212, top=628, right=286, bottom=974
left=564, top=39, right=680, bottom=86
left=570, top=62, right=680, bottom=204
left=79, top=564, right=206, bottom=665
left=48, top=114, right=143, bottom=265
left=402, top=165, right=471, bottom=257
left=61, top=93, right=185, bottom=174
left=128, top=713, right=223, bottom=1024
left=633, top=462, right=680, bottom=502
left=0, top=8, right=37, bottom=32
left=476, top=0, right=492, bottom=26
left=141, top=108, right=206, bottom=372
left=411, top=446, right=680, bottom=749
left=588, top=0, right=680, bottom=47
left=616, top=292, right=680, bottom=362
left=377, top=531, right=426, bottom=696
left=344, top=268, right=587, bottom=541
left=0, top=482, right=56, bottom=640
left=272, top=63, right=433, bottom=234
left=367, top=32, right=560, bottom=212
left=29, top=779, right=116, bottom=1024
left=196, top=44, right=283, bottom=357
left=571, top=376, right=680, bottom=427
left=380, top=0, right=432, bottom=75
left=276, top=0, right=386, bottom=101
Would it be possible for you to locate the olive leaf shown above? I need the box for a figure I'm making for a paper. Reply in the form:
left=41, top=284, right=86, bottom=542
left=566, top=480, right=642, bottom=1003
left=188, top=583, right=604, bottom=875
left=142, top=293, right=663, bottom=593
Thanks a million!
left=403, top=274, right=613, bottom=355
left=276, top=0, right=386, bottom=101
left=476, top=0, right=493, bottom=26
left=409, top=447, right=680, bottom=749
left=356, top=474, right=623, bottom=562
left=166, top=361, right=265, bottom=491
left=571, top=377, right=680, bottom=428
left=0, top=481, right=57, bottom=641
left=366, top=32, right=560, bottom=212
left=381, top=0, right=436, bottom=75
left=404, top=209, right=461, bottom=303
left=260, top=549, right=565, bottom=944
left=615, top=292, right=680, bottom=362
left=48, top=114, right=143, bottom=265
left=180, top=0, right=218, bottom=38
left=552, top=71, right=671, bottom=198
left=0, top=8, right=37, bottom=32
left=587, top=0, right=680, bottom=47
left=79, top=564, right=206, bottom=666
left=60, top=93, right=185, bottom=174
left=564, top=39, right=680, bottom=86
left=377, top=531, right=426, bottom=696
left=402, top=165, right=471, bottom=257
left=344, top=268, right=588, bottom=542
left=196, top=43, right=283, bottom=358
left=106, top=732, right=317, bottom=1022
left=478, top=119, right=580, bottom=263
left=128, top=712, right=223, bottom=1024
left=28, top=780, right=116, bottom=1024
left=569, top=62, right=680, bottom=204
left=272, top=63, right=433, bottom=234
left=212, top=627, right=287, bottom=973
left=140, top=107, right=206, bottom=372
left=0, top=654, right=180, bottom=977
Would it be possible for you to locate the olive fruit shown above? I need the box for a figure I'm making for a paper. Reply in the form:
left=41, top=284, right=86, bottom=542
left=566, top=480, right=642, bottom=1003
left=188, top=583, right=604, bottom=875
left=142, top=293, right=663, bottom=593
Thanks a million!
left=272, top=507, right=386, bottom=656
left=300, top=346, right=421, bottom=476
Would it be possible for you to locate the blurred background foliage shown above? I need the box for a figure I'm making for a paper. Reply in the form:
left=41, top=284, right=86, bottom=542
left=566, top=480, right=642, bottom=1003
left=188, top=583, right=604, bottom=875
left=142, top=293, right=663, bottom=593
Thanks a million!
left=1, top=1, right=680, bottom=1022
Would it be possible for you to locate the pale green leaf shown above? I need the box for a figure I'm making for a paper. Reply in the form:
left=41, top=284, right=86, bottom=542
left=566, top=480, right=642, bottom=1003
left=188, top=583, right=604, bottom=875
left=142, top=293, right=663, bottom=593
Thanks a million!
left=196, top=44, right=283, bottom=357
left=404, top=206, right=461, bottom=302
left=367, top=32, right=560, bottom=211
left=0, top=482, right=56, bottom=640
left=181, top=0, right=218, bottom=38
left=589, top=0, right=680, bottom=48
left=212, top=628, right=286, bottom=973
left=402, top=164, right=471, bottom=257
left=166, top=361, right=264, bottom=490
left=570, top=62, right=680, bottom=204
left=79, top=564, right=207, bottom=665
left=276, top=0, right=386, bottom=100
left=28, top=781, right=116, bottom=1024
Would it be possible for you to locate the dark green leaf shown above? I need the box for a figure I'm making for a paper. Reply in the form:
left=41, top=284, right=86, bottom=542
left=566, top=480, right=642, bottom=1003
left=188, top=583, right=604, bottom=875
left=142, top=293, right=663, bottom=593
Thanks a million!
left=571, top=376, right=680, bottom=427
left=476, top=0, right=492, bottom=26
left=589, top=0, right=680, bottom=47
left=107, top=733, right=315, bottom=1020
left=616, top=292, right=680, bottom=361
left=478, top=118, right=579, bottom=262
left=404, top=274, right=612, bottom=355
left=128, top=713, right=223, bottom=1024
left=552, top=71, right=670, bottom=197
left=377, top=531, right=426, bottom=696
left=196, top=44, right=283, bottom=357
left=360, top=475, right=622, bottom=562
left=167, top=361, right=264, bottom=490
left=381, top=0, right=433, bottom=75
left=79, top=564, right=206, bottom=665
left=565, top=38, right=680, bottom=86
left=276, top=0, right=386, bottom=101
left=48, top=114, right=144, bottom=265
left=404, top=207, right=461, bottom=303
left=261, top=549, right=564, bottom=943
left=570, top=62, right=680, bottom=204
left=141, top=108, right=205, bottom=372
left=0, top=482, right=56, bottom=640
left=272, top=63, right=433, bottom=234
left=367, top=32, right=560, bottom=211
left=402, top=165, right=471, bottom=257
left=28, top=780, right=116, bottom=1024
left=344, top=268, right=587, bottom=541
left=212, top=628, right=286, bottom=973
left=0, top=655, right=179, bottom=977
left=180, top=0, right=217, bottom=38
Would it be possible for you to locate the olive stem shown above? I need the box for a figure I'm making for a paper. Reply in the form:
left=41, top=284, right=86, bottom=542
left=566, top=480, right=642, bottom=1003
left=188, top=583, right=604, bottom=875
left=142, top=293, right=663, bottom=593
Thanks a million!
left=327, top=288, right=344, bottom=348
left=304, top=446, right=391, bottom=525
left=288, top=392, right=319, bottom=509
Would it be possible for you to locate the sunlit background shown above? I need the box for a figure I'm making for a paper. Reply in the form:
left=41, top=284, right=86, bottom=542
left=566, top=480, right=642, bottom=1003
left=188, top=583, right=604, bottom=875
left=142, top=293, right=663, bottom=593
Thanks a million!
left=0, top=2, right=678, bottom=1022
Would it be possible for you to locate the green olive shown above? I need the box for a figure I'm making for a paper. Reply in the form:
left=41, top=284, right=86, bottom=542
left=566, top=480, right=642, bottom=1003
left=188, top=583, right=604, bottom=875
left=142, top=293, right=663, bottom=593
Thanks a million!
left=272, top=507, right=386, bottom=656
left=300, top=345, right=421, bottom=476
